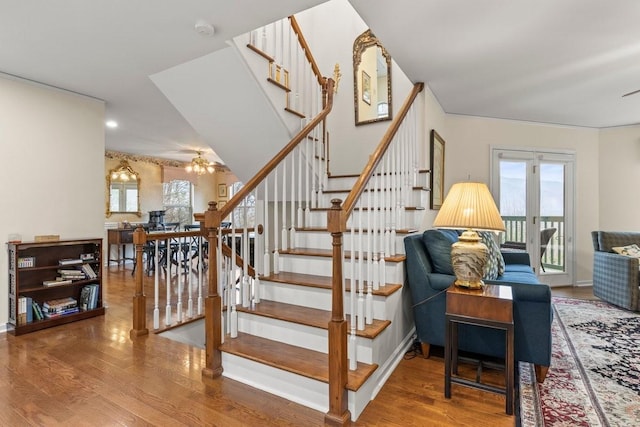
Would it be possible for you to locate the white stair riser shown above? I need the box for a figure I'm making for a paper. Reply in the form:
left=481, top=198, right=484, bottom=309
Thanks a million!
left=222, top=352, right=328, bottom=413
left=277, top=254, right=405, bottom=283
left=305, top=209, right=424, bottom=230
left=318, top=189, right=428, bottom=209
left=259, top=281, right=398, bottom=320
left=233, top=312, right=375, bottom=364
left=294, top=230, right=410, bottom=254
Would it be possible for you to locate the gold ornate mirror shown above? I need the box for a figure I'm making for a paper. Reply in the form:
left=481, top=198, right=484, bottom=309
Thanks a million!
left=106, top=160, right=141, bottom=217
left=353, top=29, right=392, bottom=126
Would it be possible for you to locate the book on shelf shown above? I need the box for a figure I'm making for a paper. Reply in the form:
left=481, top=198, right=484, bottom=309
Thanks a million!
left=43, top=279, right=73, bottom=287
left=79, top=253, right=95, bottom=262
left=43, top=297, right=77, bottom=311
left=80, top=264, right=97, bottom=279
left=58, top=258, right=83, bottom=266
left=44, top=307, right=80, bottom=318
left=80, top=284, right=100, bottom=310
left=17, top=296, right=33, bottom=325
left=32, top=301, right=44, bottom=320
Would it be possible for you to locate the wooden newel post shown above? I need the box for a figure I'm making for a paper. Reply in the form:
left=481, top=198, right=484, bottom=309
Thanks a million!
left=202, top=201, right=224, bottom=379
left=325, top=199, right=351, bottom=426
left=130, top=225, right=149, bottom=339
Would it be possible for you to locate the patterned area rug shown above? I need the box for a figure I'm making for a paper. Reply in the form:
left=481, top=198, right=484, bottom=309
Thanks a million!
left=519, top=297, right=640, bottom=426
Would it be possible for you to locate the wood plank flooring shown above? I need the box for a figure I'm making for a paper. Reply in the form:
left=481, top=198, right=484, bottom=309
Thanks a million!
left=0, top=264, right=598, bottom=426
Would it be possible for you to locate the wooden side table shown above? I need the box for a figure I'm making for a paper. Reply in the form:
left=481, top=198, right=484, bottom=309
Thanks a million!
left=444, top=284, right=514, bottom=415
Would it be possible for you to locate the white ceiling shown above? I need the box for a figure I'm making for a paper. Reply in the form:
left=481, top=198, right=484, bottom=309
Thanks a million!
left=3, top=0, right=640, bottom=166
left=350, top=0, right=640, bottom=128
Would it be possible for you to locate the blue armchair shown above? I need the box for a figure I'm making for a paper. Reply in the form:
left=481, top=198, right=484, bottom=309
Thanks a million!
left=592, top=231, right=640, bottom=311
left=404, top=231, right=552, bottom=382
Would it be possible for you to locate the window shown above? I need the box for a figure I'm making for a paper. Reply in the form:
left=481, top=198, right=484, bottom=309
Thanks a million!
left=230, top=181, right=255, bottom=227
left=163, top=180, right=193, bottom=227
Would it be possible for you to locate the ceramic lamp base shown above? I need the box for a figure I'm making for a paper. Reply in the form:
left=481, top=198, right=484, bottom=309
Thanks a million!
left=451, top=230, right=488, bottom=289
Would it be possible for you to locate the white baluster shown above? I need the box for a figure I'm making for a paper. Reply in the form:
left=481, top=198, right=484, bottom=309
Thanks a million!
left=349, top=226, right=357, bottom=370
left=297, top=143, right=304, bottom=228
left=153, top=239, right=160, bottom=329
left=372, top=174, right=380, bottom=291
left=263, top=178, right=271, bottom=277
left=290, top=152, right=296, bottom=249
left=366, top=181, right=373, bottom=325
left=274, top=167, right=280, bottom=274
left=197, top=235, right=203, bottom=315
left=357, top=201, right=365, bottom=331
left=281, top=159, right=287, bottom=251
left=165, top=241, right=172, bottom=326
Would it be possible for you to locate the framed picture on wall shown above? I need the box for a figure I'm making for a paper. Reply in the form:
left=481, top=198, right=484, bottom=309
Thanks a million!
left=362, top=70, right=371, bottom=105
left=218, top=183, right=227, bottom=198
left=430, top=129, right=445, bottom=210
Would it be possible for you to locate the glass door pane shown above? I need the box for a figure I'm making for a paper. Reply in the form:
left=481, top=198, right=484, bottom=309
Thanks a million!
left=539, top=162, right=565, bottom=275
left=499, top=160, right=528, bottom=248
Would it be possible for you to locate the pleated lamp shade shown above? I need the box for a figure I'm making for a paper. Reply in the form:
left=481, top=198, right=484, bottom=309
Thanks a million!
left=433, top=182, right=505, bottom=232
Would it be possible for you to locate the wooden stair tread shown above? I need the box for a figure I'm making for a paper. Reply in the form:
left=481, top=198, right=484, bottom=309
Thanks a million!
left=220, top=332, right=378, bottom=391
left=278, top=247, right=405, bottom=262
left=296, top=226, right=418, bottom=235
left=328, top=170, right=429, bottom=179
left=261, top=271, right=402, bottom=297
left=236, top=300, right=390, bottom=339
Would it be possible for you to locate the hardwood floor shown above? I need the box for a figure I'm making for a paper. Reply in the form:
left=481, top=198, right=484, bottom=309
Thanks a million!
left=0, top=265, right=597, bottom=426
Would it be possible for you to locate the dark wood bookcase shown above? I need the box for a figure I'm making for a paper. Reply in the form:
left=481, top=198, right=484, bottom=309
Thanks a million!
left=7, top=238, right=105, bottom=335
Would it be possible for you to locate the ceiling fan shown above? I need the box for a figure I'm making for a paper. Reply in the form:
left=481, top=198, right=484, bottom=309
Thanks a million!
left=622, top=89, right=640, bottom=97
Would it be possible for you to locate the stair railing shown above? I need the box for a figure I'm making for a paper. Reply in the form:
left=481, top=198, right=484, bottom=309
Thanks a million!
left=325, top=82, right=424, bottom=424
left=130, top=228, right=209, bottom=337
left=190, top=78, right=334, bottom=380
left=245, top=16, right=330, bottom=200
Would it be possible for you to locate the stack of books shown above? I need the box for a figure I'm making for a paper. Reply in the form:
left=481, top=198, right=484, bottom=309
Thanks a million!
left=80, top=264, right=97, bottom=279
left=42, top=297, right=79, bottom=318
left=58, top=269, right=86, bottom=281
left=79, top=284, right=100, bottom=311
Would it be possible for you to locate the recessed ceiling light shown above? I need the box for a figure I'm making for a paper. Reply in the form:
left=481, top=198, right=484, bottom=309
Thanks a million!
left=106, top=120, right=118, bottom=128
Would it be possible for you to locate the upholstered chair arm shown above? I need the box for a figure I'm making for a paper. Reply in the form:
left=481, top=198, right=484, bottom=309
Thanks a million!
left=593, top=251, right=639, bottom=311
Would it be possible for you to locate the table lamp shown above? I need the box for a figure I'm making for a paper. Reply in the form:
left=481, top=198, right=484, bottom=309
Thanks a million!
left=432, top=182, right=505, bottom=289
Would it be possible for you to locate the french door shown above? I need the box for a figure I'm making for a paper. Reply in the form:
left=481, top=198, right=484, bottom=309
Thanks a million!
left=490, top=148, right=575, bottom=286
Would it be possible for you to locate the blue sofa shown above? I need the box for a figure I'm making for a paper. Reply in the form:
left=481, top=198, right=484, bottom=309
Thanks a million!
left=404, top=230, right=552, bottom=382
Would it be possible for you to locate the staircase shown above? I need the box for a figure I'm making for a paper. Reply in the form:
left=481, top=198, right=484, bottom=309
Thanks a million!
left=216, top=171, right=428, bottom=419
left=135, top=15, right=429, bottom=423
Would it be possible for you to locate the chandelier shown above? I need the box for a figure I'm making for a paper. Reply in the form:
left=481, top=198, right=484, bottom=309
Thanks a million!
left=186, top=151, right=215, bottom=175
left=110, top=160, right=138, bottom=181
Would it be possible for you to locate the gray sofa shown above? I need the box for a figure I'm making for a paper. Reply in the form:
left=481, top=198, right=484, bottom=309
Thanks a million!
left=404, top=229, right=553, bottom=382
left=592, top=231, right=640, bottom=311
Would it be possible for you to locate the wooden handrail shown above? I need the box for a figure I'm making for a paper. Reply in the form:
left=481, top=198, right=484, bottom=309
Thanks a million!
left=338, top=82, right=424, bottom=226
left=289, top=16, right=326, bottom=88
left=216, top=78, right=335, bottom=222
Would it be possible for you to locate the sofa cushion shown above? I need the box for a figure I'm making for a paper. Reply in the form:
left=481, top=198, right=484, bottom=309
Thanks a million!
left=479, top=231, right=505, bottom=279
left=422, top=229, right=459, bottom=275
left=500, top=267, right=539, bottom=284
left=612, top=244, right=640, bottom=258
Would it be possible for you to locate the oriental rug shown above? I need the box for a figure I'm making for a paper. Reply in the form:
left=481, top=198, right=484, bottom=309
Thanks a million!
left=519, top=297, right=640, bottom=426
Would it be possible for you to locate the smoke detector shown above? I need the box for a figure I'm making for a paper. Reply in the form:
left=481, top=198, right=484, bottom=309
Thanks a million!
left=195, top=19, right=215, bottom=37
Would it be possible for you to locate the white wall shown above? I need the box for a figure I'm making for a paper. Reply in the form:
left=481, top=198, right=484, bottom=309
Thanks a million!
left=0, top=75, right=105, bottom=327
left=443, top=114, right=600, bottom=284
left=295, top=0, right=415, bottom=176
left=598, top=125, right=640, bottom=231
